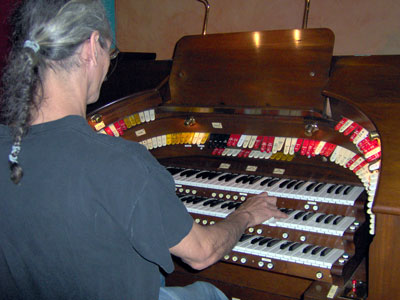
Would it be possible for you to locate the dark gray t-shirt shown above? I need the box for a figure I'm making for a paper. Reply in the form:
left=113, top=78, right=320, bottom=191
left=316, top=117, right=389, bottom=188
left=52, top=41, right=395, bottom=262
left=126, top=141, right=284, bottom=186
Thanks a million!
left=0, top=115, right=193, bottom=300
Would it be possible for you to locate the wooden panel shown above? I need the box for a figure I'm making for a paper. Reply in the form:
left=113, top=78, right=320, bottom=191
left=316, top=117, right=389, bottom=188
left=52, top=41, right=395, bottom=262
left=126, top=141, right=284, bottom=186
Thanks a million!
left=324, top=55, right=400, bottom=216
left=323, top=55, right=400, bottom=298
left=368, top=213, right=400, bottom=300
left=168, top=28, right=334, bottom=109
left=166, top=260, right=312, bottom=300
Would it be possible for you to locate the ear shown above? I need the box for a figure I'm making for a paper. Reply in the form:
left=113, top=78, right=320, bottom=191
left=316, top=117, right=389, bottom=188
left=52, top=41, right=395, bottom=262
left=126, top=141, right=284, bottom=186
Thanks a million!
left=87, top=31, right=100, bottom=65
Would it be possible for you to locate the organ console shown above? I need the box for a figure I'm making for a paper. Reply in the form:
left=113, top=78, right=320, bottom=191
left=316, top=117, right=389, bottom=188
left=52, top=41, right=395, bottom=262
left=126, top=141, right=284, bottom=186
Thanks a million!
left=87, top=28, right=400, bottom=299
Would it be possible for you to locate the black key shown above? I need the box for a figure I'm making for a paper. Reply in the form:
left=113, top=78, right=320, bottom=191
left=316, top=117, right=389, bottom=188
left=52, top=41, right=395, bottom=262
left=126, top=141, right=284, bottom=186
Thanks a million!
left=266, top=239, right=280, bottom=247
left=233, top=202, right=242, bottom=210
left=218, top=174, right=229, bottom=181
left=344, top=185, right=354, bottom=195
left=221, top=202, right=234, bottom=209
left=227, top=202, right=238, bottom=210
left=259, top=238, right=273, bottom=245
left=302, top=245, right=315, bottom=253
left=280, top=208, right=295, bottom=215
left=335, top=185, right=346, bottom=195
left=239, top=234, right=253, bottom=242
left=333, top=216, right=344, bottom=225
left=260, top=177, right=273, bottom=186
left=324, top=214, right=336, bottom=224
left=235, top=175, right=248, bottom=183
left=182, top=169, right=201, bottom=177
left=286, top=180, right=299, bottom=189
left=302, top=212, right=315, bottom=221
left=210, top=200, right=225, bottom=207
left=321, top=248, right=333, bottom=256
left=280, top=241, right=293, bottom=250
left=179, top=195, right=195, bottom=202
left=195, top=171, right=208, bottom=178
left=279, top=179, right=291, bottom=188
left=224, top=174, right=239, bottom=182
left=327, top=184, right=338, bottom=193
left=316, top=214, right=327, bottom=223
left=294, top=211, right=307, bottom=220
left=192, top=197, right=206, bottom=204
left=166, top=167, right=184, bottom=175
left=185, top=196, right=198, bottom=204
left=251, top=237, right=264, bottom=244
left=289, top=242, right=302, bottom=251
left=314, top=183, right=326, bottom=192
left=203, top=199, right=217, bottom=206
left=294, top=181, right=306, bottom=190
left=268, top=178, right=280, bottom=187
left=241, top=176, right=252, bottom=184
left=249, top=176, right=263, bottom=185
left=311, top=246, right=324, bottom=255
left=306, top=182, right=318, bottom=191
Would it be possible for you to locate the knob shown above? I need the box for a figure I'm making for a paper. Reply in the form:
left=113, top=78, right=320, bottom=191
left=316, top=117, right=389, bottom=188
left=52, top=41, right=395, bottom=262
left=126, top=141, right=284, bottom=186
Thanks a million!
left=305, top=123, right=319, bottom=137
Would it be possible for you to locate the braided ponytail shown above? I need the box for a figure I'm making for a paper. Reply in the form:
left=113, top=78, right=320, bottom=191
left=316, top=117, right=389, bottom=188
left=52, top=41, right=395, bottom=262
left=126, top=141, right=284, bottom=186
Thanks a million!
left=2, top=37, right=41, bottom=184
left=1, top=0, right=112, bottom=184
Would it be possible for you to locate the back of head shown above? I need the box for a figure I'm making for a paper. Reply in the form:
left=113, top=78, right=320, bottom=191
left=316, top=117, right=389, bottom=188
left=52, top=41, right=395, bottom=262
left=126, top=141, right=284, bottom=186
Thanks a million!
left=1, top=0, right=112, bottom=184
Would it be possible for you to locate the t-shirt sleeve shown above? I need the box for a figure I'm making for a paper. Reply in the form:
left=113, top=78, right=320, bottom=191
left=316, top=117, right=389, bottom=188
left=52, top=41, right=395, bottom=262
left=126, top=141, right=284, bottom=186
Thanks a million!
left=127, top=166, right=193, bottom=273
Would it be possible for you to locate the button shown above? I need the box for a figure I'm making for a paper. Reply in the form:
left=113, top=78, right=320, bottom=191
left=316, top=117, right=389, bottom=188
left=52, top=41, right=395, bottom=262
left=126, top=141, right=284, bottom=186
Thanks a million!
left=282, top=232, right=289, bottom=239
left=218, top=193, right=224, bottom=198
left=226, top=194, right=231, bottom=199
left=267, top=263, right=274, bottom=269
left=258, top=261, right=264, bottom=267
left=256, top=229, right=263, bottom=234
left=240, top=258, right=247, bottom=264
left=232, top=256, right=238, bottom=262
left=202, top=220, right=208, bottom=225
left=248, top=227, right=255, bottom=233
left=185, top=189, right=190, bottom=193
left=233, top=195, right=239, bottom=200
left=300, top=235, right=307, bottom=242
left=316, top=272, right=323, bottom=279
left=212, top=193, right=217, bottom=197
left=224, top=255, right=230, bottom=260
left=195, top=218, right=200, bottom=223
left=192, top=190, right=197, bottom=194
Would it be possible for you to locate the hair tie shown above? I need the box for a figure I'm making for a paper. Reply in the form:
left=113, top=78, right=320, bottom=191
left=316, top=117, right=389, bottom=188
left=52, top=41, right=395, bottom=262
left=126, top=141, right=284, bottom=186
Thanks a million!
left=9, top=144, right=21, bottom=164
left=23, top=40, right=40, bottom=53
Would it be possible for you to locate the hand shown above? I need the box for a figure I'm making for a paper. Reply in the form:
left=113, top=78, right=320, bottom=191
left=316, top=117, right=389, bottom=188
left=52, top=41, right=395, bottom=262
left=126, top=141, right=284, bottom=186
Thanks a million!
left=230, top=192, right=288, bottom=228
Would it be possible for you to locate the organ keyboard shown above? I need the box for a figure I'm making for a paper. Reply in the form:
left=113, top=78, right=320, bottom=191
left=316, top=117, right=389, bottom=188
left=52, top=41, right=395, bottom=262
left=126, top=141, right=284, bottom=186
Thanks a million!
left=87, top=29, right=400, bottom=299
left=170, top=167, right=364, bottom=206
left=179, top=194, right=357, bottom=237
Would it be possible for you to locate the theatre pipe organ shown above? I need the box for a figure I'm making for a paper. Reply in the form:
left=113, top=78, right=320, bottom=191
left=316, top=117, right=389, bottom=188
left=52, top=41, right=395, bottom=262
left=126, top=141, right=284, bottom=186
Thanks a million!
left=87, top=28, right=400, bottom=300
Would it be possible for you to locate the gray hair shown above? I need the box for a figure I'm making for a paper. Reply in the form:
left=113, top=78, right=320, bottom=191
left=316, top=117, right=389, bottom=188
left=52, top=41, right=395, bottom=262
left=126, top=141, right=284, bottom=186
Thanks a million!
left=1, top=0, right=113, bottom=184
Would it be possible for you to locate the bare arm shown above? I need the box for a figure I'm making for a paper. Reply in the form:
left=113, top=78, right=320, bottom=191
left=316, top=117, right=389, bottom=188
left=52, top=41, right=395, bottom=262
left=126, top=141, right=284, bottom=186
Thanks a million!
left=169, top=193, right=287, bottom=270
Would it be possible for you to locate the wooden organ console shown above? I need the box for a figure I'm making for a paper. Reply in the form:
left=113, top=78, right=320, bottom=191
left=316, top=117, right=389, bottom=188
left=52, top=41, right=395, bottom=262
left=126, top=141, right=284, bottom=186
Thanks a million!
left=87, top=28, right=400, bottom=299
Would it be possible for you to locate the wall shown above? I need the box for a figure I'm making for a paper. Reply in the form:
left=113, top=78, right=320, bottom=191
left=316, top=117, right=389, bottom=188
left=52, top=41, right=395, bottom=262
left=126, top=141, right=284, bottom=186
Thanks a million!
left=116, top=0, right=400, bottom=59
left=0, top=0, right=15, bottom=77
left=101, top=0, right=116, bottom=42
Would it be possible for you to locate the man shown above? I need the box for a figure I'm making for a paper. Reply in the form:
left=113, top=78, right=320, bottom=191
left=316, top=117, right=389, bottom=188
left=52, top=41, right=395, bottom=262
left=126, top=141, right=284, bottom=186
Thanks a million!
left=0, top=1, right=287, bottom=299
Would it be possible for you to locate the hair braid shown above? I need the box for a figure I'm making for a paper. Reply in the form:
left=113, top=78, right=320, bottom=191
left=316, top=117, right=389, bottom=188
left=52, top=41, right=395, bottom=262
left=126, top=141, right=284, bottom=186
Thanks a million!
left=1, top=0, right=112, bottom=184
left=3, top=43, right=40, bottom=184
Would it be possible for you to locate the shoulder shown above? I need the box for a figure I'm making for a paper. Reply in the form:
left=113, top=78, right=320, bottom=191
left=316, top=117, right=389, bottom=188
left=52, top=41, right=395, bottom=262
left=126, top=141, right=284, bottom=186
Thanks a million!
left=84, top=132, right=159, bottom=171
left=44, top=116, right=164, bottom=178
